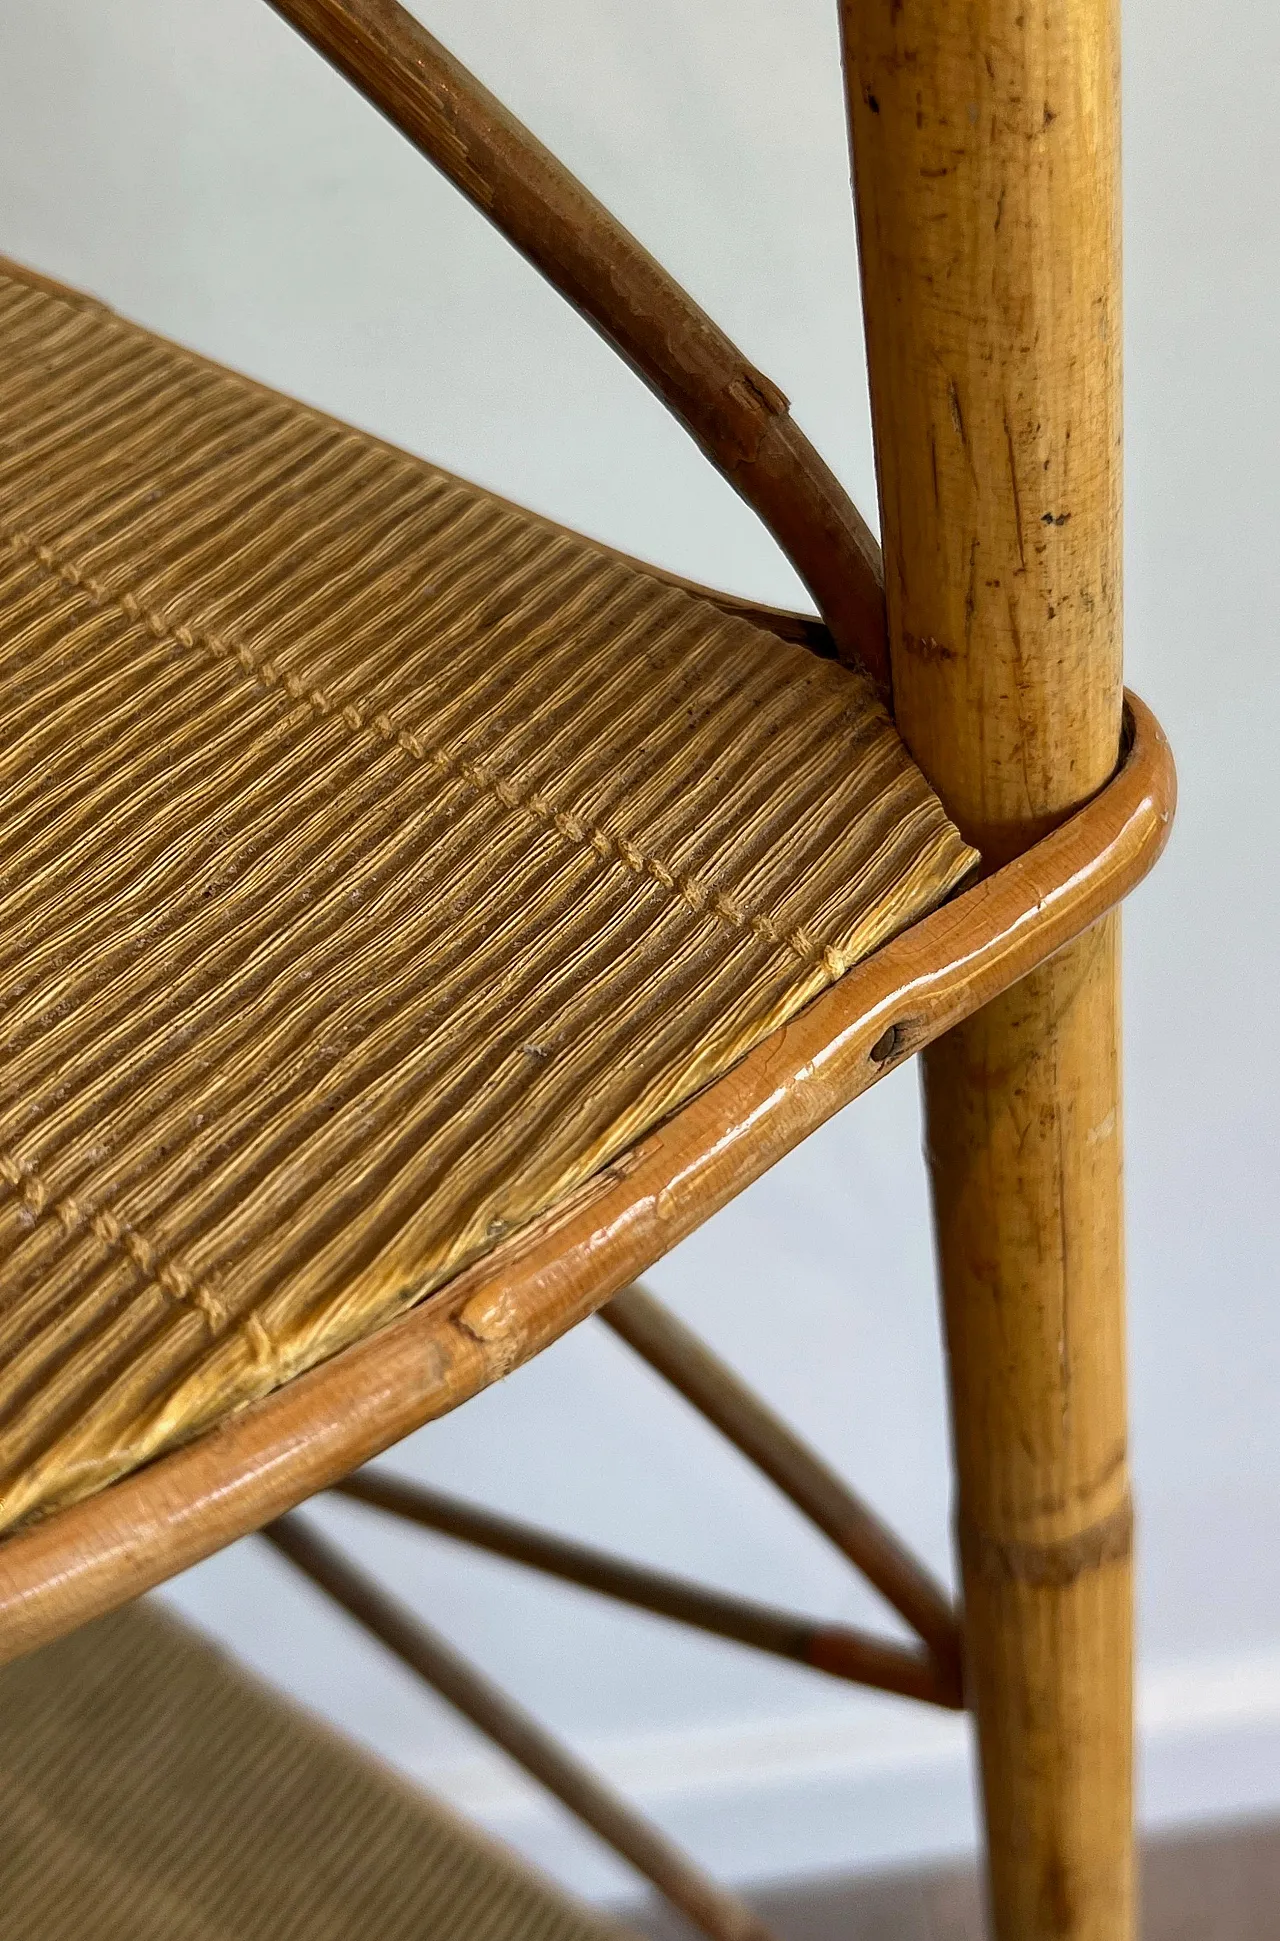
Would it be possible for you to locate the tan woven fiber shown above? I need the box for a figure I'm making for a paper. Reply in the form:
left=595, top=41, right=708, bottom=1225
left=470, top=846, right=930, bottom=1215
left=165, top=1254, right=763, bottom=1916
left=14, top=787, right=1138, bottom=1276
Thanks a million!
left=0, top=1598, right=632, bottom=1941
left=0, top=260, right=977, bottom=1533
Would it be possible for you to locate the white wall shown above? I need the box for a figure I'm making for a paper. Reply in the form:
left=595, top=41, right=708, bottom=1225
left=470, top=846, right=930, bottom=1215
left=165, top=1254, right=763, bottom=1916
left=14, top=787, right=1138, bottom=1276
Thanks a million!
left=3, top=0, right=1278, bottom=1903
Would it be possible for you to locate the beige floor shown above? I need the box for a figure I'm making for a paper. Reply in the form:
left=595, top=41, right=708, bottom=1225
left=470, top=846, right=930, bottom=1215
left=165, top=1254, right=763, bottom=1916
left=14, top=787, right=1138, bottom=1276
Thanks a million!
left=628, top=1818, right=1280, bottom=1940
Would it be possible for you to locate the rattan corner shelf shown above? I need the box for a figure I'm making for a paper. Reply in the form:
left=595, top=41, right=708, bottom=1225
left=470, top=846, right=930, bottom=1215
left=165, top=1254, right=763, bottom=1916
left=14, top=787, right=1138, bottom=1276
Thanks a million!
left=0, top=249, right=1171, bottom=1640
left=1, top=1, right=1175, bottom=1933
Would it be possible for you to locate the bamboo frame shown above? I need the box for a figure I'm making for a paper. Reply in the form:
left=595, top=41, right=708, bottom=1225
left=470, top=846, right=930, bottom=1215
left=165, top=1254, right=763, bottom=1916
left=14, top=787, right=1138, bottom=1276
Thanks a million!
left=263, top=1513, right=776, bottom=1941
left=1, top=14, right=1172, bottom=1930
left=333, top=1468, right=959, bottom=1710
left=0, top=695, right=1171, bottom=1668
left=600, top=1283, right=958, bottom=1674
left=843, top=4, right=1134, bottom=1935
left=261, top=0, right=888, bottom=686
left=306, top=1269, right=970, bottom=1933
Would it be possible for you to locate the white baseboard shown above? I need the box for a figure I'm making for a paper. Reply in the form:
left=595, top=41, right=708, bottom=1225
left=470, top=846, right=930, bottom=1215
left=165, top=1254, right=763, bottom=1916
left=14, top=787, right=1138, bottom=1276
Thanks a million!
left=402, top=1647, right=1280, bottom=1902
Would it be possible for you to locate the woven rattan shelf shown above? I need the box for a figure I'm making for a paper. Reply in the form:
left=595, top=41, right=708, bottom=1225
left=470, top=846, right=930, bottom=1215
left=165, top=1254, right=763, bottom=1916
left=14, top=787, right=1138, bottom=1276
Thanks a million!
left=0, top=259, right=976, bottom=1538
left=0, top=1597, right=631, bottom=1941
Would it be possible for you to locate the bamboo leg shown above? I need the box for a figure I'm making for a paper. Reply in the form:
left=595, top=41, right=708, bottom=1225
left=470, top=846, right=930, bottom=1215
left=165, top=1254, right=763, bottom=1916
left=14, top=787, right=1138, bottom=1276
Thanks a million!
left=925, top=918, right=1131, bottom=1939
left=841, top=3, right=1131, bottom=1936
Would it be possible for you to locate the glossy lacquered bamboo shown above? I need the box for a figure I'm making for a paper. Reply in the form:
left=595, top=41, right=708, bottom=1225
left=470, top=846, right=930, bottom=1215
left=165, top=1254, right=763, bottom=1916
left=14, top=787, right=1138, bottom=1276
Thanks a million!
left=600, top=1283, right=958, bottom=1674
left=261, top=0, right=888, bottom=685
left=0, top=695, right=1171, bottom=1670
left=334, top=1469, right=958, bottom=1708
left=844, top=3, right=1133, bottom=1935
left=264, top=1513, right=776, bottom=1941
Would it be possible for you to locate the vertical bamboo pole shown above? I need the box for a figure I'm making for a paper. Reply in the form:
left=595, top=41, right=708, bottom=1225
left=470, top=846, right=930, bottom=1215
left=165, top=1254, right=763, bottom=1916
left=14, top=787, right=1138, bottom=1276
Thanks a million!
left=840, top=6, right=1131, bottom=1939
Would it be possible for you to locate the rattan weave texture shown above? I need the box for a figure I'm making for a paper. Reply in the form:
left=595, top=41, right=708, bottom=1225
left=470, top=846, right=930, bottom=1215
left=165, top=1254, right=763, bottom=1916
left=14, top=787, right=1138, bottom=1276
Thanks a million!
left=0, top=261, right=976, bottom=1533
left=0, top=1599, right=629, bottom=1941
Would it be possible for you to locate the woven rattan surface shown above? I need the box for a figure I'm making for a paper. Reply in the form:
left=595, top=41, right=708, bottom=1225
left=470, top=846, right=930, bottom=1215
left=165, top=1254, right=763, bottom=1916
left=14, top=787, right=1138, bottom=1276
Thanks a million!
left=0, top=1598, right=629, bottom=1941
left=0, top=259, right=976, bottom=1534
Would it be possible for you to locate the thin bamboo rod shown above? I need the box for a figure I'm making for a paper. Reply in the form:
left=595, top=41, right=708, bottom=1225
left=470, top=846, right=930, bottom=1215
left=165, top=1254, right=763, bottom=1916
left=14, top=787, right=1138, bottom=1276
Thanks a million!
left=261, top=0, right=888, bottom=687
left=843, top=3, right=1135, bottom=1936
left=262, top=1513, right=776, bottom=1941
left=333, top=1471, right=960, bottom=1709
left=599, top=1284, right=960, bottom=1677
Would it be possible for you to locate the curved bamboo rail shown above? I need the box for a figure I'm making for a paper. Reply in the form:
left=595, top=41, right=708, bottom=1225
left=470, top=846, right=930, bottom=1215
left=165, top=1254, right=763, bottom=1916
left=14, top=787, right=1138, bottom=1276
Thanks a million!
left=0, top=692, right=1173, bottom=1667
left=263, top=0, right=889, bottom=685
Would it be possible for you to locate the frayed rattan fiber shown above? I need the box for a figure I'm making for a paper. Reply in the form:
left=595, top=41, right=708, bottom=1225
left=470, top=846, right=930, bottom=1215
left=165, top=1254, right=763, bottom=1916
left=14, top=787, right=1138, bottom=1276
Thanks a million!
left=0, top=260, right=977, bottom=1535
left=0, top=1598, right=632, bottom=1941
